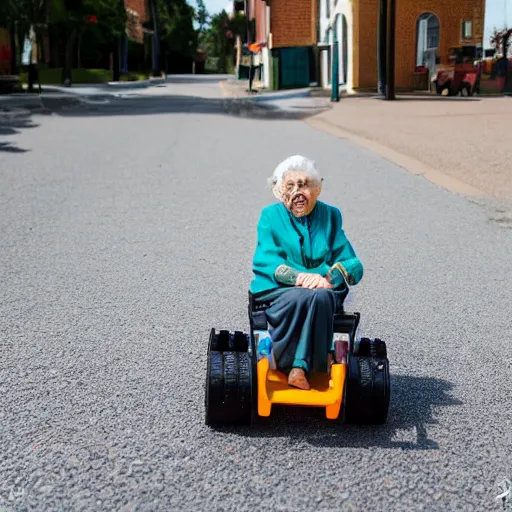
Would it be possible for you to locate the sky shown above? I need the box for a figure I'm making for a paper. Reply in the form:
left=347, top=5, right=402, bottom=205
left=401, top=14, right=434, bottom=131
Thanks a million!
left=190, top=0, right=233, bottom=19
left=484, top=0, right=512, bottom=45
left=191, top=0, right=512, bottom=48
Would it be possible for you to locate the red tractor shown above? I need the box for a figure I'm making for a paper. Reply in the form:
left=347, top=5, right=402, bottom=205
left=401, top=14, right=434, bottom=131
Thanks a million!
left=432, top=47, right=481, bottom=96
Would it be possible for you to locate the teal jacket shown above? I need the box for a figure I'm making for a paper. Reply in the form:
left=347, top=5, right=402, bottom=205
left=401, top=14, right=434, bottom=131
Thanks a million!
left=250, top=201, right=364, bottom=294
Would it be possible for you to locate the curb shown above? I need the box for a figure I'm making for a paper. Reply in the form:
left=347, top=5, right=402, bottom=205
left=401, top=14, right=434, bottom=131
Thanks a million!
left=219, top=80, right=313, bottom=101
left=3, top=76, right=169, bottom=97
left=105, top=77, right=166, bottom=88
left=251, top=89, right=312, bottom=102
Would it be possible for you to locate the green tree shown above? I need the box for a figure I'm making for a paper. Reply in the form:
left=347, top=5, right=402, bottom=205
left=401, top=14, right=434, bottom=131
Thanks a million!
left=52, top=0, right=126, bottom=84
left=158, top=0, right=197, bottom=56
left=203, top=10, right=246, bottom=73
left=195, top=0, right=209, bottom=34
left=149, top=0, right=198, bottom=72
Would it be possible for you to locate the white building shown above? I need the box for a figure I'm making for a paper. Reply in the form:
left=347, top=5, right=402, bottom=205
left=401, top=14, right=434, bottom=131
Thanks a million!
left=318, top=0, right=355, bottom=94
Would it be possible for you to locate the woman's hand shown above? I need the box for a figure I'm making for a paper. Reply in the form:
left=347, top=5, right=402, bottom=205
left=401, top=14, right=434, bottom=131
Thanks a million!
left=316, top=277, right=333, bottom=289
left=296, top=273, right=333, bottom=289
left=296, top=273, right=318, bottom=288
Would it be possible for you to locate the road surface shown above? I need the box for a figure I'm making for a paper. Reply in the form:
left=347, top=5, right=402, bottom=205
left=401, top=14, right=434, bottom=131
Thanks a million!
left=1, top=76, right=512, bottom=511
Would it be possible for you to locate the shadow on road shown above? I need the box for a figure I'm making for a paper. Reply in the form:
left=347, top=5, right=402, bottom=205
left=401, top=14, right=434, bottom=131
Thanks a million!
left=46, top=95, right=324, bottom=121
left=0, top=93, right=322, bottom=156
left=336, top=93, right=499, bottom=102
left=388, top=96, right=481, bottom=102
left=0, top=109, right=39, bottom=153
left=221, top=374, right=462, bottom=451
left=0, top=141, right=30, bottom=153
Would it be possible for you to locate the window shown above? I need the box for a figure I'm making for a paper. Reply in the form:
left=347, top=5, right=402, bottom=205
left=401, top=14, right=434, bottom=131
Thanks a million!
left=326, top=0, right=330, bottom=19
left=462, top=20, right=473, bottom=39
left=416, top=13, right=440, bottom=67
left=427, top=25, right=439, bottom=48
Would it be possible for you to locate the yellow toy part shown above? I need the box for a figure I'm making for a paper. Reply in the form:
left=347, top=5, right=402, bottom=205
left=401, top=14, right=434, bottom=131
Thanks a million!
left=257, top=357, right=346, bottom=420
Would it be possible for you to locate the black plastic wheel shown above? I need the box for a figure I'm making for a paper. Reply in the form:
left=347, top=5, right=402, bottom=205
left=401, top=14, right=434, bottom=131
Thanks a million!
left=208, top=328, right=216, bottom=351
left=229, top=331, right=249, bottom=352
left=205, top=351, right=224, bottom=425
left=373, top=338, right=387, bottom=358
left=341, top=338, right=390, bottom=425
left=210, top=329, right=249, bottom=353
left=205, top=329, right=254, bottom=427
left=211, top=330, right=230, bottom=352
left=354, top=337, right=371, bottom=357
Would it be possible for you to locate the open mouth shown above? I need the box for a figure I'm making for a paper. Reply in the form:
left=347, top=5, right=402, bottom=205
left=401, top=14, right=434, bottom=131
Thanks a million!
left=293, top=194, right=306, bottom=207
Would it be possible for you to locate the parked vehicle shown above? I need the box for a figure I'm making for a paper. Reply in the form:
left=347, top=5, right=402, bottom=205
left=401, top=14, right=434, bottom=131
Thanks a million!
left=431, top=46, right=481, bottom=96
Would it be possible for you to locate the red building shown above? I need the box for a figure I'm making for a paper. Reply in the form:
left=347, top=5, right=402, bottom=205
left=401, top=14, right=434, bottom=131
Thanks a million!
left=247, top=0, right=319, bottom=89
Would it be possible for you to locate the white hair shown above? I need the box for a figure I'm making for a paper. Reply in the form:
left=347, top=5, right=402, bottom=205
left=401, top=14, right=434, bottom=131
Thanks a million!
left=268, top=155, right=322, bottom=188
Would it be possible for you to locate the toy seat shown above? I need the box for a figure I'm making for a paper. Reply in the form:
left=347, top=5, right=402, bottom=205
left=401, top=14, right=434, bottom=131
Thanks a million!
left=247, top=289, right=360, bottom=419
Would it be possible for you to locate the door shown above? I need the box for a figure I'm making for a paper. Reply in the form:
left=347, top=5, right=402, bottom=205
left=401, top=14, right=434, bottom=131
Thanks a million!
left=279, top=47, right=310, bottom=88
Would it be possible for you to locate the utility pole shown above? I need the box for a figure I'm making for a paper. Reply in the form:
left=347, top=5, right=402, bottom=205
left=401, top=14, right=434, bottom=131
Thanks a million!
left=9, top=22, right=17, bottom=75
left=245, top=0, right=254, bottom=93
left=377, top=0, right=395, bottom=99
left=120, top=0, right=128, bottom=75
left=377, top=0, right=387, bottom=96
left=385, top=0, right=396, bottom=100
left=150, top=0, right=160, bottom=76
left=111, top=0, right=125, bottom=81
left=112, top=36, right=121, bottom=81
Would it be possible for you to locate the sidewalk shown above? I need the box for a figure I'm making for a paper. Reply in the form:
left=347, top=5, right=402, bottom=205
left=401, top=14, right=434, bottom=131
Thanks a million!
left=219, top=78, right=262, bottom=98
left=219, top=78, right=331, bottom=116
left=307, top=95, right=512, bottom=201
left=220, top=78, right=313, bottom=101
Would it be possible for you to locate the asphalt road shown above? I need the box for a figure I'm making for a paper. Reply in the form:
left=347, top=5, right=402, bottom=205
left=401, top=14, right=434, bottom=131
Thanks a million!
left=1, top=76, right=512, bottom=512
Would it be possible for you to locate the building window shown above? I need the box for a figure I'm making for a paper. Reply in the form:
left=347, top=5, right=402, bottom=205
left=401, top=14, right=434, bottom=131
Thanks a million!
left=326, top=0, right=330, bottom=18
left=416, top=12, right=440, bottom=68
left=462, top=20, right=473, bottom=39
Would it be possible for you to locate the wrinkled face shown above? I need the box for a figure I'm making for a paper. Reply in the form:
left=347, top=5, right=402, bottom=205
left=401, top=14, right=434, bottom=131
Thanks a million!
left=274, top=170, right=322, bottom=217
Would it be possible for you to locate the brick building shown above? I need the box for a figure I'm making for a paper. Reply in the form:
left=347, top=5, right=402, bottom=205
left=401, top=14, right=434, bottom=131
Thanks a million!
left=248, top=0, right=319, bottom=89
left=251, top=0, right=485, bottom=91
left=319, top=0, right=485, bottom=92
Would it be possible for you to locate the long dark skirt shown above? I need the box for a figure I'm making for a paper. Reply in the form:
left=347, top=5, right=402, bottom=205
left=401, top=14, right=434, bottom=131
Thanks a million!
left=254, top=287, right=345, bottom=374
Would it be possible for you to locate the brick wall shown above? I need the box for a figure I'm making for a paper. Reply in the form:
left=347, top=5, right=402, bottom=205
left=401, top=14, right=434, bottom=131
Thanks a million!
left=124, top=0, right=149, bottom=20
left=124, top=0, right=150, bottom=43
left=271, top=0, right=318, bottom=48
left=353, top=0, right=377, bottom=90
left=355, top=0, right=485, bottom=89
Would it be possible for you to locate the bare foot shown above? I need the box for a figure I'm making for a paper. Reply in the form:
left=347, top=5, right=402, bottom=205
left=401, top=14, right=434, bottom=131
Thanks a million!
left=288, top=368, right=311, bottom=390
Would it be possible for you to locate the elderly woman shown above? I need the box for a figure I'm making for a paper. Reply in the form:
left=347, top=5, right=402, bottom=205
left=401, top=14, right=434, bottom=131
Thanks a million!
left=249, top=155, right=364, bottom=390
